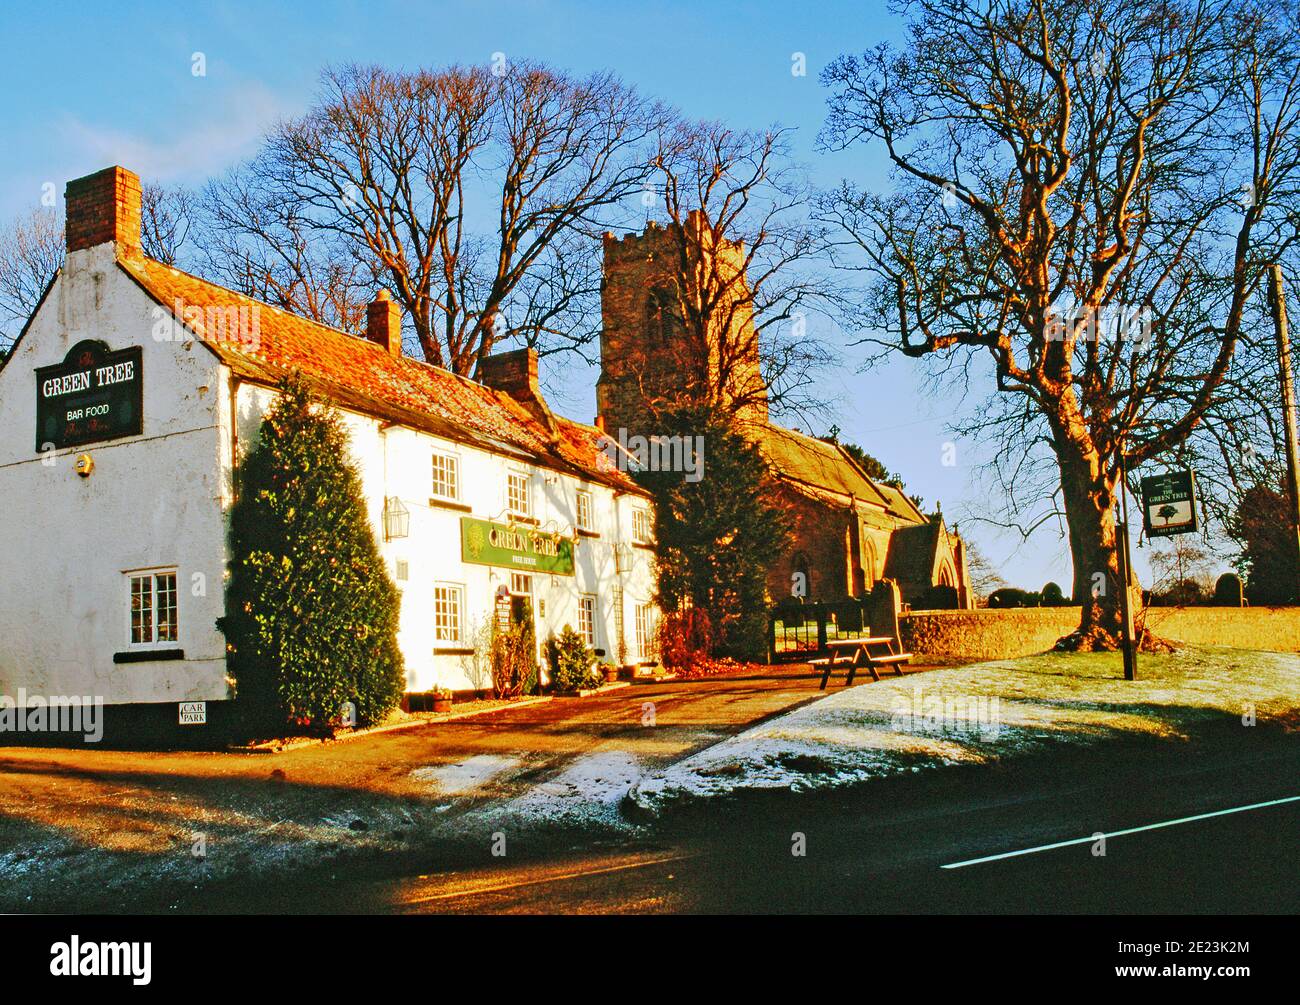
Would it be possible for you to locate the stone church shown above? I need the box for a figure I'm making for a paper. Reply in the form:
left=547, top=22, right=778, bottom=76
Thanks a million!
left=596, top=212, right=973, bottom=610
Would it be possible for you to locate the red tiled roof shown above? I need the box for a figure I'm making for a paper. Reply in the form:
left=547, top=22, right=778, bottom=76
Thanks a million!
left=119, top=255, right=642, bottom=494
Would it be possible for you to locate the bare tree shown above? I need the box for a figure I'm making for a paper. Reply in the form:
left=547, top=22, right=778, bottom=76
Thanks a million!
left=0, top=207, right=62, bottom=355
left=965, top=540, right=1009, bottom=601
left=140, top=183, right=197, bottom=266
left=637, top=121, right=834, bottom=424
left=819, top=0, right=1300, bottom=648
left=196, top=166, right=373, bottom=334
left=206, top=61, right=664, bottom=372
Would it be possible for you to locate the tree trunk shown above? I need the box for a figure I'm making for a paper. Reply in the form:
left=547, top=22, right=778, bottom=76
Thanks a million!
left=1053, top=431, right=1126, bottom=649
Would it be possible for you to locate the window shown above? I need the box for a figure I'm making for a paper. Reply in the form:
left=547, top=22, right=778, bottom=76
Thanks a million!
left=578, top=595, right=597, bottom=647
left=129, top=570, right=178, bottom=645
left=646, top=287, right=674, bottom=344
left=634, top=603, right=655, bottom=660
left=431, top=452, right=460, bottom=501
left=575, top=489, right=593, bottom=531
left=510, top=573, right=533, bottom=597
left=632, top=507, right=653, bottom=545
left=395, top=560, right=409, bottom=582
left=613, top=587, right=625, bottom=658
left=434, top=583, right=464, bottom=644
left=508, top=471, right=532, bottom=518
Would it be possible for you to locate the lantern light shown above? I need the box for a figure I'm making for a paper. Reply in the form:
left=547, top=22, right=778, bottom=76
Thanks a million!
left=383, top=496, right=410, bottom=541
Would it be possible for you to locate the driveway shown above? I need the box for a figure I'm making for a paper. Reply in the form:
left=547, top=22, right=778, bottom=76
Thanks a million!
left=0, top=662, right=936, bottom=912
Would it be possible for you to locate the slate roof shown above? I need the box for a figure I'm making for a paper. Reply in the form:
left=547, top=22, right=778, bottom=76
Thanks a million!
left=754, top=424, right=925, bottom=522
left=118, top=255, right=643, bottom=495
left=883, top=519, right=943, bottom=584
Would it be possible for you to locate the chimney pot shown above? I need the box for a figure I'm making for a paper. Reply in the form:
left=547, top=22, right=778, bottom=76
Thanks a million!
left=366, top=292, right=402, bottom=356
left=65, top=166, right=142, bottom=259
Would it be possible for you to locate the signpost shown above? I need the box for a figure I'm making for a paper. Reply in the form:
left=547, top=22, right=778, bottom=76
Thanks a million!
left=1117, top=449, right=1138, bottom=681
left=1125, top=465, right=1198, bottom=682
left=35, top=340, right=143, bottom=451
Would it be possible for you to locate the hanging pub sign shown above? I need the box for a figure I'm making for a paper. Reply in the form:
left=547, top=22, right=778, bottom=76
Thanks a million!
left=35, top=340, right=143, bottom=451
left=1141, top=469, right=1198, bottom=538
left=461, top=516, right=575, bottom=575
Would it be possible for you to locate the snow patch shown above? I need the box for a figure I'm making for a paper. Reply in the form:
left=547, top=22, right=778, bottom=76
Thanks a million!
left=411, top=754, right=525, bottom=795
left=628, top=648, right=1300, bottom=816
left=487, top=749, right=644, bottom=831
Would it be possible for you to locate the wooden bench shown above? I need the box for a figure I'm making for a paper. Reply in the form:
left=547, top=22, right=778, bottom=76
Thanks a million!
left=815, top=636, right=912, bottom=689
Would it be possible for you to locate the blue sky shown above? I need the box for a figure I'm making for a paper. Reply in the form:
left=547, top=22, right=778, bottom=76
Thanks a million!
left=0, top=0, right=1165, bottom=591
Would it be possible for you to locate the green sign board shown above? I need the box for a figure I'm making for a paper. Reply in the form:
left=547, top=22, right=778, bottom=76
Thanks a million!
left=35, top=340, right=143, bottom=451
left=461, top=517, right=575, bottom=575
left=1141, top=469, right=1198, bottom=538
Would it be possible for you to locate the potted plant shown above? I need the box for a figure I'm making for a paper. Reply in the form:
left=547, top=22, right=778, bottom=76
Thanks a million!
left=431, top=687, right=453, bottom=713
left=601, top=660, right=620, bottom=684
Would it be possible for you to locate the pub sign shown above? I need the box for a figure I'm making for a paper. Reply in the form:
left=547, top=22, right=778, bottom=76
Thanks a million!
left=461, top=516, right=575, bottom=575
left=35, top=340, right=143, bottom=451
left=1141, top=469, right=1198, bottom=538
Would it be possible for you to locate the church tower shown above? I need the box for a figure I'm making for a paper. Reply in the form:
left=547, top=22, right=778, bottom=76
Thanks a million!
left=597, top=211, right=769, bottom=438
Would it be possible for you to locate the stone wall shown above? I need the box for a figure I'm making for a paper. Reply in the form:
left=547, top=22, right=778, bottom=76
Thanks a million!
left=1144, top=606, right=1300, bottom=652
left=900, top=608, right=1081, bottom=660
left=899, top=606, right=1300, bottom=659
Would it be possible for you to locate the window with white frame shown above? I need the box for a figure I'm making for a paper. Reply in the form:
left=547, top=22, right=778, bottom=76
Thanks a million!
left=431, top=452, right=460, bottom=501
left=510, top=573, right=533, bottom=597
left=634, top=603, right=655, bottom=660
left=575, top=489, right=593, bottom=531
left=508, top=471, right=532, bottom=518
left=433, top=583, right=464, bottom=644
left=128, top=570, right=178, bottom=645
left=578, top=594, right=597, bottom=647
left=632, top=507, right=653, bottom=545
left=613, top=587, right=624, bottom=657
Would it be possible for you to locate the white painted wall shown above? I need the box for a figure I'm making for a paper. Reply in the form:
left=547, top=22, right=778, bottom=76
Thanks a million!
left=0, top=246, right=230, bottom=705
left=0, top=243, right=659, bottom=707
left=231, top=382, right=659, bottom=692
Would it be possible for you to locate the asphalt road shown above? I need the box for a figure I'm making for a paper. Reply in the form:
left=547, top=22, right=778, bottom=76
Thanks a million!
left=202, top=723, right=1298, bottom=914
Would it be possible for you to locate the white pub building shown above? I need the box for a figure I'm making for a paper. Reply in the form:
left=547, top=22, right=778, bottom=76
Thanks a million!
left=0, top=166, right=659, bottom=736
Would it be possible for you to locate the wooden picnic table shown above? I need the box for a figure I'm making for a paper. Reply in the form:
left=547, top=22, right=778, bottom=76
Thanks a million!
left=808, top=635, right=912, bottom=690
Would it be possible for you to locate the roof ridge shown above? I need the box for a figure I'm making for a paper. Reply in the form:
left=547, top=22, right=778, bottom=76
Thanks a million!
left=123, top=253, right=646, bottom=497
left=134, top=254, right=502, bottom=389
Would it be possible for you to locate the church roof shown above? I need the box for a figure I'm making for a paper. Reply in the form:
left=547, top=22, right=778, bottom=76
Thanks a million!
left=118, top=255, right=644, bottom=495
left=883, top=519, right=943, bottom=584
left=754, top=424, right=925, bottom=522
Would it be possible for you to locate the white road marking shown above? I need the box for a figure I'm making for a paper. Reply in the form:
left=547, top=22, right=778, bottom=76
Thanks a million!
left=941, top=794, right=1300, bottom=870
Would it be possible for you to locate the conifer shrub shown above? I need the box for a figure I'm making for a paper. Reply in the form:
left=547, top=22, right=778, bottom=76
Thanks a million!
left=218, top=374, right=406, bottom=733
left=635, top=405, right=791, bottom=663
left=545, top=624, right=596, bottom=692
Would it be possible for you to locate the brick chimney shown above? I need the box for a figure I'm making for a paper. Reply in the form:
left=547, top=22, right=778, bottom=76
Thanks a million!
left=477, top=347, right=561, bottom=445
left=65, top=166, right=142, bottom=259
left=366, top=290, right=402, bottom=356
left=476, top=347, right=541, bottom=402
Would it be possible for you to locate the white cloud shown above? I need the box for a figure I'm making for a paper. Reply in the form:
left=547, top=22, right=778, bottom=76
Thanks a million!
left=55, top=82, right=288, bottom=185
